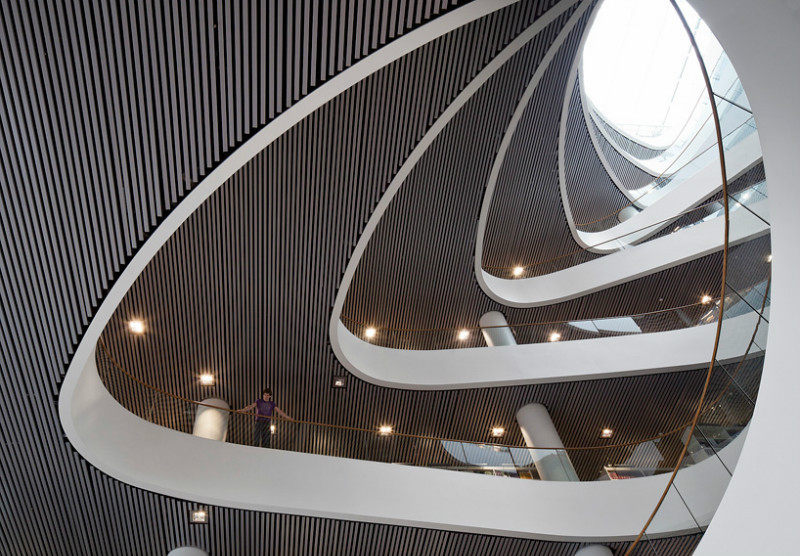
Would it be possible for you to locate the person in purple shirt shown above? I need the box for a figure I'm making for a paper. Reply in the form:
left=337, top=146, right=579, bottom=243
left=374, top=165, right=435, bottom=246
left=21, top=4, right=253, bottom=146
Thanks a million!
left=240, top=388, right=293, bottom=448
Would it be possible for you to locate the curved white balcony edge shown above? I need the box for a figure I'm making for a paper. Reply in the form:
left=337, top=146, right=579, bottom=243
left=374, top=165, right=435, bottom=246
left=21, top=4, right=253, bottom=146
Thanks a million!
left=478, top=197, right=768, bottom=308
left=331, top=309, right=764, bottom=389
left=560, top=128, right=762, bottom=253
left=61, top=347, right=744, bottom=540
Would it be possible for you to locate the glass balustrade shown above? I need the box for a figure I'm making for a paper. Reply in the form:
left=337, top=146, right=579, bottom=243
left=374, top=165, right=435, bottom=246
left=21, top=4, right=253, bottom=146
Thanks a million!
left=630, top=2, right=770, bottom=551
left=339, top=298, right=725, bottom=350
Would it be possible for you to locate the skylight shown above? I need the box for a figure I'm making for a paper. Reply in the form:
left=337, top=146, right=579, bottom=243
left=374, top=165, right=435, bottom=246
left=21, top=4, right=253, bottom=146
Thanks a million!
left=581, top=0, right=721, bottom=149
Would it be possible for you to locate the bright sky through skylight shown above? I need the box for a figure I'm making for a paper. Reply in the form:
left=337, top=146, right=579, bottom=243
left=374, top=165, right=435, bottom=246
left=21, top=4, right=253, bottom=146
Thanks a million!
left=582, top=0, right=720, bottom=149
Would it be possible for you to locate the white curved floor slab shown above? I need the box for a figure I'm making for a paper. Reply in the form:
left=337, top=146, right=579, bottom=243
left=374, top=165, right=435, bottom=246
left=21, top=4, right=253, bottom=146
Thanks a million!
left=569, top=132, right=762, bottom=252
left=61, top=349, right=743, bottom=541
left=479, top=197, right=769, bottom=307
left=332, top=309, right=765, bottom=390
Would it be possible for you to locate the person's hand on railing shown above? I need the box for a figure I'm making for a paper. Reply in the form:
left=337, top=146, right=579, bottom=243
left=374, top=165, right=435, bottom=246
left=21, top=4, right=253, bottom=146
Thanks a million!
left=275, top=406, right=295, bottom=422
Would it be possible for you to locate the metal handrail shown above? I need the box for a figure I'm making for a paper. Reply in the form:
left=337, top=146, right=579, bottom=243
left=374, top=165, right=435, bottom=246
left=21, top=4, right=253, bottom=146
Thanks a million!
left=625, top=3, right=733, bottom=552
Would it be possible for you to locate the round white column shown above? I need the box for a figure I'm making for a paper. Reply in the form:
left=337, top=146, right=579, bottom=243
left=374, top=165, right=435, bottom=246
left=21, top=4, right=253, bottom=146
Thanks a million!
left=479, top=311, right=517, bottom=346
left=516, top=403, right=579, bottom=481
left=193, top=398, right=230, bottom=442
left=575, top=545, right=613, bottom=556
left=617, top=205, right=638, bottom=223
left=168, top=548, right=209, bottom=556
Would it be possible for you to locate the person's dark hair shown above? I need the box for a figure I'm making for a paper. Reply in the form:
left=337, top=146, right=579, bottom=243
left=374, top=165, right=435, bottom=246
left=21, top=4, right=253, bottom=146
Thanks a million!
left=261, top=388, right=272, bottom=397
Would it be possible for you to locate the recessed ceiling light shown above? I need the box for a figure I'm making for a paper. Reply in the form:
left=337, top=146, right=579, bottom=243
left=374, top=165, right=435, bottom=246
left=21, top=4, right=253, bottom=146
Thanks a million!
left=548, top=331, right=561, bottom=342
left=190, top=508, right=208, bottom=524
left=128, top=319, right=145, bottom=334
left=199, top=373, right=215, bottom=386
left=332, top=376, right=347, bottom=388
left=378, top=425, right=393, bottom=436
left=491, top=426, right=505, bottom=438
left=512, top=266, right=524, bottom=277
left=364, top=327, right=377, bottom=339
left=701, top=294, right=713, bottom=305
left=457, top=329, right=470, bottom=341
left=600, top=428, right=613, bottom=439
left=766, top=253, right=772, bottom=263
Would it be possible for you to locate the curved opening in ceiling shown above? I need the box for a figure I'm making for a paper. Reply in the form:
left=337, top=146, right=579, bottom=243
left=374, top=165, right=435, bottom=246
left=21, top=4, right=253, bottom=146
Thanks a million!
left=581, top=0, right=718, bottom=152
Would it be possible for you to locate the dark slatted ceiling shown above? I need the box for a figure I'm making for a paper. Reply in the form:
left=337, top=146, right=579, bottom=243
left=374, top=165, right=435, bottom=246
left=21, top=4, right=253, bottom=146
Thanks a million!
left=100, top=0, right=763, bottom=488
left=4, top=1, right=614, bottom=553
left=96, top=0, right=769, bottom=477
left=343, top=6, right=592, bottom=339
left=582, top=85, right=660, bottom=191
left=564, top=78, right=631, bottom=230
left=481, top=7, right=593, bottom=271
left=593, top=111, right=667, bottom=161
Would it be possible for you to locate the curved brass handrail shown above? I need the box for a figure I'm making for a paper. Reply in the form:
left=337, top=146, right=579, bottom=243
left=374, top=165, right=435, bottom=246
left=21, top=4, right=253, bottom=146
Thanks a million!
left=625, top=3, right=733, bottom=552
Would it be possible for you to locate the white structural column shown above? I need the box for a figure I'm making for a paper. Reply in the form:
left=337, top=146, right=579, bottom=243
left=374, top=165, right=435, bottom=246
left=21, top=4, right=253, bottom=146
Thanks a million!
left=617, top=205, right=638, bottom=223
left=574, top=545, right=613, bottom=556
left=193, top=398, right=230, bottom=442
left=168, top=548, right=209, bottom=556
left=516, top=403, right=579, bottom=481
left=479, top=311, right=517, bottom=347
